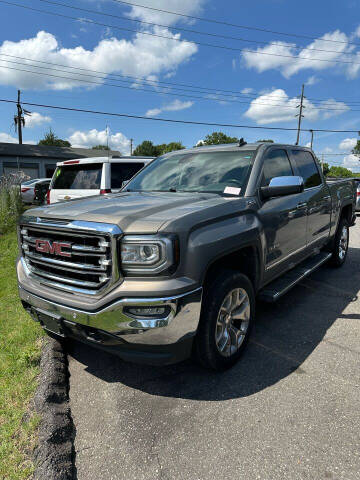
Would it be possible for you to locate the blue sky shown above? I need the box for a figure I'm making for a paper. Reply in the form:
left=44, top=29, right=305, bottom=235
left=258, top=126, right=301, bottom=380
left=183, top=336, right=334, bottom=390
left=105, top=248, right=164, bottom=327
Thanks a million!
left=0, top=0, right=360, bottom=170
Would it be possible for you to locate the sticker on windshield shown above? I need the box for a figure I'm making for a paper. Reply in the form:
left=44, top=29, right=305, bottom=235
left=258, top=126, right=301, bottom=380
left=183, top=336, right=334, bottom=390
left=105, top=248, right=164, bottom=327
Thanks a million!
left=224, top=186, right=241, bottom=195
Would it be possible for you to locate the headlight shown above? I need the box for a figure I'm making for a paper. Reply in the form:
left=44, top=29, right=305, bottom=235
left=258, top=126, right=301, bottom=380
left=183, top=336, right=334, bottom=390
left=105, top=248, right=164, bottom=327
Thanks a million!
left=120, top=235, right=175, bottom=274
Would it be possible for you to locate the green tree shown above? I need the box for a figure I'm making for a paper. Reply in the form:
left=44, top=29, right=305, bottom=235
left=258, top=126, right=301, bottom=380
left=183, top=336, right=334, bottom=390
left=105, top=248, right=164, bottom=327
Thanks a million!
left=197, top=131, right=239, bottom=146
left=133, top=140, right=185, bottom=157
left=352, top=140, right=360, bottom=156
left=157, top=142, right=185, bottom=154
left=133, top=140, right=160, bottom=157
left=38, top=128, right=71, bottom=147
left=322, top=162, right=330, bottom=177
left=257, top=139, right=274, bottom=143
left=327, top=166, right=354, bottom=178
left=92, top=144, right=110, bottom=150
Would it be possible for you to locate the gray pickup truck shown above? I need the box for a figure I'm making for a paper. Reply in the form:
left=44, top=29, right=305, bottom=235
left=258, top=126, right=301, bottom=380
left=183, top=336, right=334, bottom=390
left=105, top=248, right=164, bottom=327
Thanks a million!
left=17, top=142, right=356, bottom=370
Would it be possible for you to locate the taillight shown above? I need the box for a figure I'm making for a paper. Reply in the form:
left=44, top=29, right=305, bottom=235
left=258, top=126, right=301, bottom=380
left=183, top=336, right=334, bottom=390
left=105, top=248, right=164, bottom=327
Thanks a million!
left=100, top=189, right=111, bottom=194
left=46, top=189, right=51, bottom=204
left=21, top=187, right=30, bottom=193
left=357, top=190, right=360, bottom=197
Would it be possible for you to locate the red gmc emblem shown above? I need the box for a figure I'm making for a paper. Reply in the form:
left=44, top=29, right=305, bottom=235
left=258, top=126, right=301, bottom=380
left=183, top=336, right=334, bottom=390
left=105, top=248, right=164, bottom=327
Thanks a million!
left=35, top=239, right=71, bottom=258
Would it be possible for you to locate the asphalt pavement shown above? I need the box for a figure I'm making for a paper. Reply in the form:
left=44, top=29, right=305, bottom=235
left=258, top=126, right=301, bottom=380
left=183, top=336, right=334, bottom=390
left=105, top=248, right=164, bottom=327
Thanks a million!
left=69, top=221, right=360, bottom=480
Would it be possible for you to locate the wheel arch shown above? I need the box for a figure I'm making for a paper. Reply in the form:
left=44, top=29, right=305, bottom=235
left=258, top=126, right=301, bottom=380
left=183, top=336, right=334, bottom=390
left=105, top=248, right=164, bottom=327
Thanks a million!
left=201, top=244, right=262, bottom=294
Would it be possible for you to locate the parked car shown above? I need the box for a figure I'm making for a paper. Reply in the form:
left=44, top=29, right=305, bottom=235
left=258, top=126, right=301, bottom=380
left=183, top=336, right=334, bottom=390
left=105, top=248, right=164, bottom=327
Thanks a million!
left=47, top=156, right=154, bottom=204
left=21, top=178, right=49, bottom=204
left=355, top=179, right=360, bottom=212
left=17, top=142, right=356, bottom=371
left=34, top=179, right=51, bottom=205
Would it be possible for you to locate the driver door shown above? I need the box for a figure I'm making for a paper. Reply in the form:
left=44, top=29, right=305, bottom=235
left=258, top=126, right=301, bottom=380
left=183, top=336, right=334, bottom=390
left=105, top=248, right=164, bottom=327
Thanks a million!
left=257, top=148, right=308, bottom=275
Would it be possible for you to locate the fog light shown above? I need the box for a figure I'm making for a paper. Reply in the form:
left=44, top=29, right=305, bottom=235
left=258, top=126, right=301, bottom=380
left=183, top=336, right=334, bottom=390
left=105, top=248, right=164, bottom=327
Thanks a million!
left=124, top=306, right=169, bottom=318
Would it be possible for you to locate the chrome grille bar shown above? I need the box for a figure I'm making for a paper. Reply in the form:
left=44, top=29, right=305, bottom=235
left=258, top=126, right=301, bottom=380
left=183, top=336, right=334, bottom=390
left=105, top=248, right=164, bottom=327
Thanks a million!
left=19, top=218, right=122, bottom=295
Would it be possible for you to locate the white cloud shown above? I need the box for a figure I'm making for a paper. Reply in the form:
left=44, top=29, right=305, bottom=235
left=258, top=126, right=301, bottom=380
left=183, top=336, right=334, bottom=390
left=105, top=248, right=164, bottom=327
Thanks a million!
left=0, top=30, right=197, bottom=90
left=241, top=87, right=254, bottom=94
left=145, top=99, right=193, bottom=116
left=25, top=112, right=51, bottom=128
left=343, top=154, right=360, bottom=171
left=0, top=132, right=36, bottom=144
left=306, top=75, right=320, bottom=86
left=244, top=89, right=349, bottom=125
left=322, top=147, right=333, bottom=153
left=126, top=0, right=206, bottom=26
left=339, top=137, right=358, bottom=151
left=68, top=128, right=131, bottom=154
left=242, top=30, right=352, bottom=78
left=0, top=132, right=18, bottom=143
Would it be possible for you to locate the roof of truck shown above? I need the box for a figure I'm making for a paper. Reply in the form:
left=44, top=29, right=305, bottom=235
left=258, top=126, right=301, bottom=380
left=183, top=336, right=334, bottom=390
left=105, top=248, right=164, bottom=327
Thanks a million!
left=161, top=142, right=313, bottom=157
left=56, top=156, right=155, bottom=167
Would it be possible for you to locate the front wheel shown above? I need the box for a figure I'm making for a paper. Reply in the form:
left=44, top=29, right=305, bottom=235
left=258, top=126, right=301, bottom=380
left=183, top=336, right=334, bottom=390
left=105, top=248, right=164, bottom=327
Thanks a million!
left=195, top=271, right=255, bottom=371
left=329, top=217, right=349, bottom=267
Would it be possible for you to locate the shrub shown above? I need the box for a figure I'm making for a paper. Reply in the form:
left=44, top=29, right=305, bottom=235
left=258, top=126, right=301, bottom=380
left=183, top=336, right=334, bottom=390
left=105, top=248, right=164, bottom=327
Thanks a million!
left=0, top=173, right=25, bottom=234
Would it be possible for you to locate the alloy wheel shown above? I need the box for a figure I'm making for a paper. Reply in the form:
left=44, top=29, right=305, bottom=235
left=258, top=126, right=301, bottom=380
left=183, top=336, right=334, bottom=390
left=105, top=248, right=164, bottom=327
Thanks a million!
left=215, top=288, right=250, bottom=357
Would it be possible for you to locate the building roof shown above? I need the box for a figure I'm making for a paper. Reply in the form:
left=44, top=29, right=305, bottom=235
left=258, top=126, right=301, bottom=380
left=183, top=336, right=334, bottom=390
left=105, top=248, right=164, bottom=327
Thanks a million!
left=0, top=142, right=121, bottom=159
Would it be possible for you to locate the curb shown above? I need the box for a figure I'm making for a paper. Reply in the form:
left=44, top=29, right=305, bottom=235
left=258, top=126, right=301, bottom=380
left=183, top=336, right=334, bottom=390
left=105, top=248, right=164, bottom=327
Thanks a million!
left=33, top=336, right=76, bottom=480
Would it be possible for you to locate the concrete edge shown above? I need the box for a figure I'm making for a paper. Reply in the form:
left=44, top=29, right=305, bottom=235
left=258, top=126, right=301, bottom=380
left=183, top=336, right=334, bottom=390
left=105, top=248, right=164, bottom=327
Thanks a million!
left=33, top=336, right=76, bottom=480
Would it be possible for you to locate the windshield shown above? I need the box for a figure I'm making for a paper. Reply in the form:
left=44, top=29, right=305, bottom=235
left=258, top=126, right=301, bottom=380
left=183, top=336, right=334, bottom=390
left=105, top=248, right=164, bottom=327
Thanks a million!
left=52, top=164, right=102, bottom=190
left=126, top=151, right=254, bottom=194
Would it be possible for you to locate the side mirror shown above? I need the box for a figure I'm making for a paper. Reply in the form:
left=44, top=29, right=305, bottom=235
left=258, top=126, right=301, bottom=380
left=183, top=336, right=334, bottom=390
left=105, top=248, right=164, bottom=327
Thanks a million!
left=121, top=180, right=129, bottom=189
left=261, top=176, right=304, bottom=199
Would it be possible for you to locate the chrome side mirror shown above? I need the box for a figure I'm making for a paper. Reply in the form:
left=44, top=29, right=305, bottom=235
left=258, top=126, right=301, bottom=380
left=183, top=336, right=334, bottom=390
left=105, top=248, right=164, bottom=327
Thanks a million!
left=261, top=176, right=304, bottom=199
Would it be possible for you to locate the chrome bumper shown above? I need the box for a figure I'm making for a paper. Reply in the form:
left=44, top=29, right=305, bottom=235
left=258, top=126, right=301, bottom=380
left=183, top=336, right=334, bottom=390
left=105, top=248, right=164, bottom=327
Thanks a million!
left=19, top=285, right=202, bottom=346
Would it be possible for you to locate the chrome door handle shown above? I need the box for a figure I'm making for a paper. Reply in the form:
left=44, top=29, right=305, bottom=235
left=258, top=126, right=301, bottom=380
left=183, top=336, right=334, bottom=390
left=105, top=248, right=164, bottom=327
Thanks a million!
left=297, top=202, right=307, bottom=209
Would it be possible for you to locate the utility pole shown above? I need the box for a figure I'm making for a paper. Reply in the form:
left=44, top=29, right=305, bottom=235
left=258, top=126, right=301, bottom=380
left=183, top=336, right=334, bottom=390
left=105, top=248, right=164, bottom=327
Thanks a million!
left=295, top=84, right=305, bottom=146
left=14, top=90, right=24, bottom=144
left=130, top=138, right=133, bottom=155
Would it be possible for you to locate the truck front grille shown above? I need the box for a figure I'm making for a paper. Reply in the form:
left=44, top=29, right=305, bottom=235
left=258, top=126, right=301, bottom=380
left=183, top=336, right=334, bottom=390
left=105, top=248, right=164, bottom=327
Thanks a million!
left=19, top=221, right=121, bottom=295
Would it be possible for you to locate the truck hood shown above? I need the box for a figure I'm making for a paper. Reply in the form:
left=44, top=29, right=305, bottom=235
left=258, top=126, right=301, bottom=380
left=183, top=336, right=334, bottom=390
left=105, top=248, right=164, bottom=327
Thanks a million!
left=24, top=191, right=246, bottom=233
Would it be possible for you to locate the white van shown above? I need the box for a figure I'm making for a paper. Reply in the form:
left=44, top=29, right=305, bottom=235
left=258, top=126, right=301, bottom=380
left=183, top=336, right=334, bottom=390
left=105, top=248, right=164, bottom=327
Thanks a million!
left=47, top=156, right=154, bottom=204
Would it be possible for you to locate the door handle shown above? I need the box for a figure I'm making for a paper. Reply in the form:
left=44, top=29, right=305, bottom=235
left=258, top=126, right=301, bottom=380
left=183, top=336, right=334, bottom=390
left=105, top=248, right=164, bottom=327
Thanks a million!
left=297, top=202, right=307, bottom=209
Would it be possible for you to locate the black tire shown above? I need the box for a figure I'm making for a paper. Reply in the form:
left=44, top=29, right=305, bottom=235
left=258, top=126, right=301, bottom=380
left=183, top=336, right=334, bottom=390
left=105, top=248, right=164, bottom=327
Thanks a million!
left=195, top=270, right=255, bottom=371
left=329, top=217, right=349, bottom=268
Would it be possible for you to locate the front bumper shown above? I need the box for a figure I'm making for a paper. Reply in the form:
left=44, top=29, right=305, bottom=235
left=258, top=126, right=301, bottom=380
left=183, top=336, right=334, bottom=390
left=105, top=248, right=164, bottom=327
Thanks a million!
left=19, top=285, right=202, bottom=365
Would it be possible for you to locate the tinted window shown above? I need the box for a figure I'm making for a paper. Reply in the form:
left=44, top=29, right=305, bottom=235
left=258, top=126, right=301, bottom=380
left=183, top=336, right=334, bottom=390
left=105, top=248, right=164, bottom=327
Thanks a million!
left=126, top=151, right=255, bottom=194
left=262, top=149, right=293, bottom=186
left=292, top=150, right=321, bottom=188
left=111, top=162, right=144, bottom=189
left=52, top=164, right=102, bottom=189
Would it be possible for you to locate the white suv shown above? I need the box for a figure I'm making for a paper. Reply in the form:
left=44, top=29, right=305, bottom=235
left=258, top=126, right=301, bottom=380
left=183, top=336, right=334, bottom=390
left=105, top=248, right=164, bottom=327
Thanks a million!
left=47, top=156, right=154, bottom=204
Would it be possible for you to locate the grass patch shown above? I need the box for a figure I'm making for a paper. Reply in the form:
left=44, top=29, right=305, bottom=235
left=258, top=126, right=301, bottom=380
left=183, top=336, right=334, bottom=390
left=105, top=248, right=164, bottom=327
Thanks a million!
left=0, top=231, right=44, bottom=479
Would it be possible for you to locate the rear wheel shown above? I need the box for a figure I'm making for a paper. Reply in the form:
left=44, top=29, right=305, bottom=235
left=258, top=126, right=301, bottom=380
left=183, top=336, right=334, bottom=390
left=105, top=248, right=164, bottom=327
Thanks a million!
left=195, top=271, right=255, bottom=371
left=329, top=217, right=349, bottom=267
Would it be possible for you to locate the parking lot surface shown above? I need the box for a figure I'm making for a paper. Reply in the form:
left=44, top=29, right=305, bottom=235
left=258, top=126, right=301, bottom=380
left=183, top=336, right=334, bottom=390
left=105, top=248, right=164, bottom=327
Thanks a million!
left=69, top=223, right=360, bottom=480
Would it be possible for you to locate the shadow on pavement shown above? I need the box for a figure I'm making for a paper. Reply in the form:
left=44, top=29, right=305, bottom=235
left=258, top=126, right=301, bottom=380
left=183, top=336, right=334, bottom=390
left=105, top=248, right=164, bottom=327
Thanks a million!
left=68, top=246, right=359, bottom=401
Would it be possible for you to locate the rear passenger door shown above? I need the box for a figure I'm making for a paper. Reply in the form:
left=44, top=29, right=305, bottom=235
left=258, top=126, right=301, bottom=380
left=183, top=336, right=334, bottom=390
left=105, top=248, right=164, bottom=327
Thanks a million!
left=291, top=150, right=331, bottom=248
left=257, top=148, right=308, bottom=272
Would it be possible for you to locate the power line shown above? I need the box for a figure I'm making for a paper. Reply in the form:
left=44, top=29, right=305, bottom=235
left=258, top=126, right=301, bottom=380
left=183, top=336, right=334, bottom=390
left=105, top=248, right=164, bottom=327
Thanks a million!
left=0, top=96, right=360, bottom=133
left=0, top=53, right=298, bottom=100
left=1, top=53, right=359, bottom=108
left=2, top=1, right=360, bottom=67
left=36, top=0, right=356, bottom=58
left=1, top=58, right=304, bottom=108
left=110, top=0, right=360, bottom=47
left=0, top=62, right=356, bottom=113
left=0, top=63, right=305, bottom=109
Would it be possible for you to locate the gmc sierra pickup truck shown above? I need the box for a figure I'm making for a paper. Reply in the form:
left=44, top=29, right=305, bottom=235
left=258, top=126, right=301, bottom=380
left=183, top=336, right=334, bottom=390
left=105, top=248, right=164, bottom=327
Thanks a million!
left=17, top=142, right=357, bottom=370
